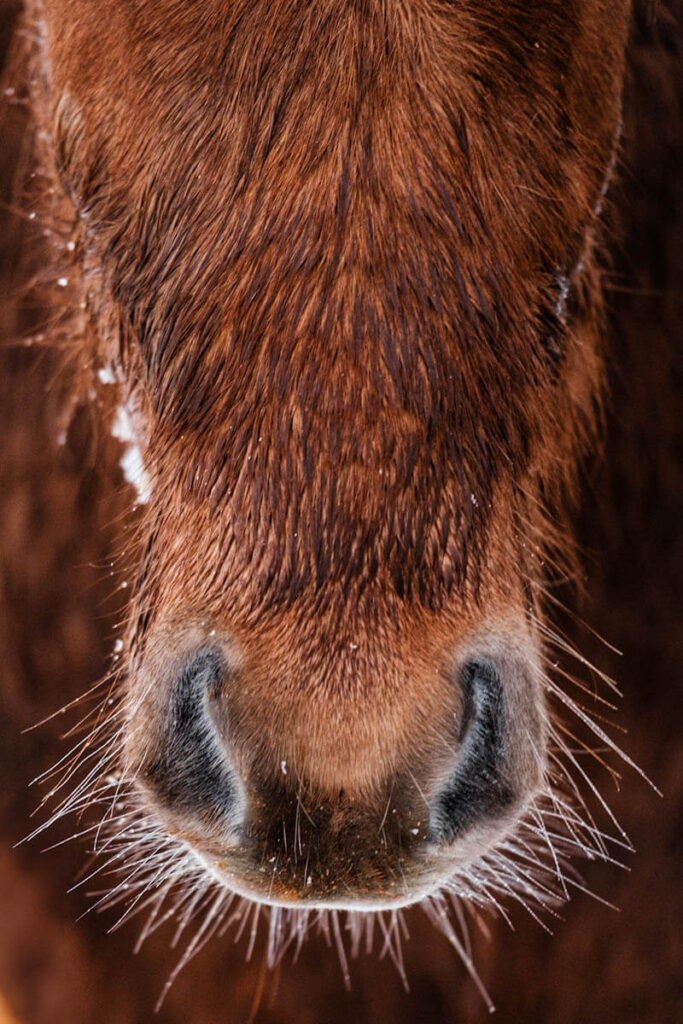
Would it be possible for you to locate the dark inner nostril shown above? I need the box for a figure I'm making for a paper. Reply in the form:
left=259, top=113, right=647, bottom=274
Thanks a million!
left=430, top=659, right=514, bottom=843
left=457, top=661, right=478, bottom=743
left=172, top=650, right=222, bottom=726
left=141, top=648, right=240, bottom=830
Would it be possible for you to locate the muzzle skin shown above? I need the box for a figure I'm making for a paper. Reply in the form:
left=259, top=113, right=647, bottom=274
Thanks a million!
left=127, top=619, right=546, bottom=910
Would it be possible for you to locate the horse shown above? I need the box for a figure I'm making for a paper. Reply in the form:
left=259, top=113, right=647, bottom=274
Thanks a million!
left=0, top=1, right=680, bottom=1020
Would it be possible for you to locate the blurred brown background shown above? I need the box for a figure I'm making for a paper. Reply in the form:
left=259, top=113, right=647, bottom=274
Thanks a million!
left=0, top=2, right=681, bottom=1022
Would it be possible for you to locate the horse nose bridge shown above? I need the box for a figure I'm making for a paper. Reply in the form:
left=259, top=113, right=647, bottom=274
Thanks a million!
left=221, top=619, right=462, bottom=797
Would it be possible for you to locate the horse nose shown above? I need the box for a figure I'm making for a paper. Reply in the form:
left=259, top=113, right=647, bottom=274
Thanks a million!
left=130, top=641, right=543, bottom=907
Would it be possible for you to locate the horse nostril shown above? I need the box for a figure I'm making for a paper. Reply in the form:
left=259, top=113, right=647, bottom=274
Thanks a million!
left=139, top=647, right=243, bottom=833
left=429, top=658, right=516, bottom=843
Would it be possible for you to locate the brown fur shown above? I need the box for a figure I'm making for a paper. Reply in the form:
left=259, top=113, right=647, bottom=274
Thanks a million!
left=12, top=0, right=635, bottom=898
left=0, top=0, right=681, bottom=1019
left=26, top=0, right=628, bottom=819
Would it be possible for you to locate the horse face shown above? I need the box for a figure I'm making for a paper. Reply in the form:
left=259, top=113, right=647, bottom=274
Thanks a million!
left=33, top=0, right=630, bottom=909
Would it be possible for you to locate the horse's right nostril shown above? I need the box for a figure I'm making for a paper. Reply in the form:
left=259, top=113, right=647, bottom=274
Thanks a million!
left=429, top=658, right=516, bottom=843
left=138, top=648, right=243, bottom=833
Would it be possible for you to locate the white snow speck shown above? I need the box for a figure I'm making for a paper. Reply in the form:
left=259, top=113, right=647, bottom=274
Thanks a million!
left=555, top=273, right=570, bottom=323
left=111, top=404, right=151, bottom=503
left=281, top=760, right=287, bottom=775
left=98, top=366, right=116, bottom=385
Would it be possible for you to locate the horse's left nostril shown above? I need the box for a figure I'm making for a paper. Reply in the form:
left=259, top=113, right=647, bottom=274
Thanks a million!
left=139, top=647, right=243, bottom=833
left=429, top=658, right=517, bottom=843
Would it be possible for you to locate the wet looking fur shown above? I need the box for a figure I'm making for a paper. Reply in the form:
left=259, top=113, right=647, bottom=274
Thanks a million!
left=12, top=0, right=651, bottom=999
